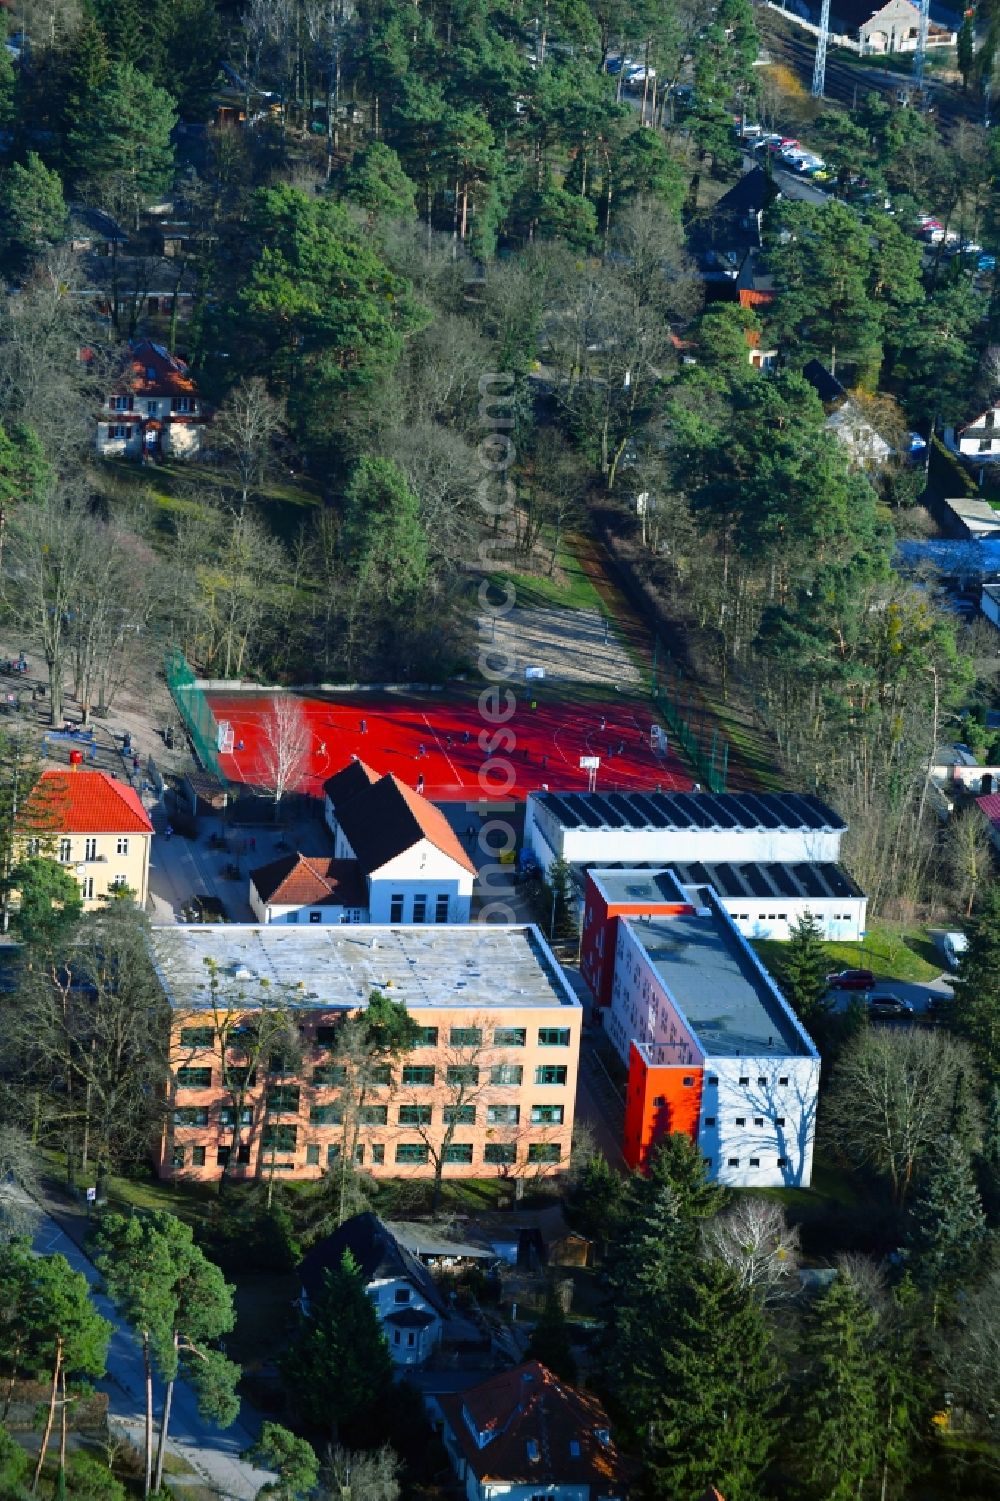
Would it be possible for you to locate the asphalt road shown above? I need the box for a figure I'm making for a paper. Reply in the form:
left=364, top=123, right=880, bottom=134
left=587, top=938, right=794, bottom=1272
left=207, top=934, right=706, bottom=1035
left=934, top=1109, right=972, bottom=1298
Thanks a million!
left=25, top=1193, right=275, bottom=1501
left=825, top=970, right=956, bottom=1017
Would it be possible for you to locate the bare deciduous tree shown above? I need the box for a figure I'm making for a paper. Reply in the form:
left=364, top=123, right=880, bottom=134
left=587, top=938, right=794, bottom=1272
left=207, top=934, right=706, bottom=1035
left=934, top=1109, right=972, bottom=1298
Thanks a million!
left=945, top=804, right=993, bottom=917
left=702, top=1196, right=801, bottom=1305
left=0, top=1125, right=42, bottom=1243
left=823, top=1027, right=981, bottom=1205
left=258, top=696, right=311, bottom=807
left=213, top=377, right=285, bottom=513
left=320, top=1444, right=401, bottom=1501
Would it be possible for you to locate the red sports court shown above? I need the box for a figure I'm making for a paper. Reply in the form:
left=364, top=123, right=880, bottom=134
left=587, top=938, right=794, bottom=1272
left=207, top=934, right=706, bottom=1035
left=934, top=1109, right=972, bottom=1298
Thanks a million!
left=205, top=691, right=691, bottom=802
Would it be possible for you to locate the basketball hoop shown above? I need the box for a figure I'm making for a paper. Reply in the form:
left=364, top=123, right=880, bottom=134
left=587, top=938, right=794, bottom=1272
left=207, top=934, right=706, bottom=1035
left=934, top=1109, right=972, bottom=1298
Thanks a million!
left=580, top=754, right=600, bottom=792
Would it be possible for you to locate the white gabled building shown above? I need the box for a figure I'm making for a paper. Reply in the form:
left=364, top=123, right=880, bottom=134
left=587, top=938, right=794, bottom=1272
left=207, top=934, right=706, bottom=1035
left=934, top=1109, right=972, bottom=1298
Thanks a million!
left=323, top=759, right=476, bottom=924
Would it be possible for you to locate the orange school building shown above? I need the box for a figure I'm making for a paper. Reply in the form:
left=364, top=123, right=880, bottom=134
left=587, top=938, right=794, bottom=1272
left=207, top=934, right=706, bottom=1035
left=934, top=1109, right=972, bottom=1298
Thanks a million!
left=148, top=924, right=581, bottom=1184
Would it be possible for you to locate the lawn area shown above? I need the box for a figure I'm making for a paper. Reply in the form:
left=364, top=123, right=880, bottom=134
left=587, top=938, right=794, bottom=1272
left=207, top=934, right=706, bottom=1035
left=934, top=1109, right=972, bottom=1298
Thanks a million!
left=754, top=921, right=941, bottom=986
left=93, top=456, right=323, bottom=545
left=489, top=530, right=610, bottom=616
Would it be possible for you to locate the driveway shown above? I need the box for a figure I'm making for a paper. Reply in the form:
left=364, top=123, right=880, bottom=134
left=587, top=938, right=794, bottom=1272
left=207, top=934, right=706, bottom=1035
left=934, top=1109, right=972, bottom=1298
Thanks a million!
left=29, top=1200, right=274, bottom=1500
left=826, top=971, right=955, bottom=1016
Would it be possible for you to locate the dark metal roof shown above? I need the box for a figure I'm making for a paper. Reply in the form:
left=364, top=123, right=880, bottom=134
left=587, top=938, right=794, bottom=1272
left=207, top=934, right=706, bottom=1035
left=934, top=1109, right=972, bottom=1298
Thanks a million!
left=535, top=789, right=846, bottom=834
left=583, top=859, right=863, bottom=903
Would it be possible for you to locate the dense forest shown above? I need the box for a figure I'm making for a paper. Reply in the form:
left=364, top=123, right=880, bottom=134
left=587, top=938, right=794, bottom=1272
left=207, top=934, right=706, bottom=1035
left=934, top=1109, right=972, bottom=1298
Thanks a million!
left=0, top=0, right=998, bottom=922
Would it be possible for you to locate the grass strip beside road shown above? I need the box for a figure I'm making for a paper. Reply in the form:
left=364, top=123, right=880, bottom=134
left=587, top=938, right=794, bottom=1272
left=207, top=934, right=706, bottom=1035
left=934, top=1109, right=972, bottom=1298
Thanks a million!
left=754, top=921, right=941, bottom=986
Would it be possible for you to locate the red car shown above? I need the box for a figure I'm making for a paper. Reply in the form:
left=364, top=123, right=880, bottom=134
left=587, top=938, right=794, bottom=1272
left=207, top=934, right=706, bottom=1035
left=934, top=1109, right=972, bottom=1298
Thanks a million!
left=826, top=968, right=876, bottom=991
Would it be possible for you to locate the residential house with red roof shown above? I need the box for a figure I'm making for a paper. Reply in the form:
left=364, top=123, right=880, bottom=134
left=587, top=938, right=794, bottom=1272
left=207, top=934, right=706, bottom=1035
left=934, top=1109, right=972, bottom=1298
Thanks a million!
left=18, top=769, right=154, bottom=910
left=249, top=852, right=371, bottom=925
left=434, top=1360, right=631, bottom=1501
left=96, top=339, right=205, bottom=461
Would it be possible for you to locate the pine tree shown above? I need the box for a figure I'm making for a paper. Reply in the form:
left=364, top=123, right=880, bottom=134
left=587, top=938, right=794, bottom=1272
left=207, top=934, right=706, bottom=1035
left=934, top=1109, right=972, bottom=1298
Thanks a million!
left=603, top=1141, right=726, bottom=1443
left=952, top=882, right=1000, bottom=1079
left=0, top=154, right=67, bottom=268
left=792, top=1272, right=880, bottom=1501
left=779, top=911, right=830, bottom=1023
left=638, top=1133, right=727, bottom=1224
left=283, top=1250, right=393, bottom=1443
left=644, top=1258, right=778, bottom=1501
left=526, top=1282, right=577, bottom=1383
left=543, top=857, right=578, bottom=943
left=906, top=1134, right=986, bottom=1313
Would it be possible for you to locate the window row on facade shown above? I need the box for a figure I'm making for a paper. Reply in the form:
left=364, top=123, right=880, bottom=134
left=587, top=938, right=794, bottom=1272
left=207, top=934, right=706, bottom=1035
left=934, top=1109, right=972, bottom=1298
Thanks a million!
left=178, top=1025, right=572, bottom=1052
left=170, top=1138, right=562, bottom=1170
left=174, top=1064, right=569, bottom=1091
left=176, top=1101, right=565, bottom=1127
left=702, top=1113, right=788, bottom=1129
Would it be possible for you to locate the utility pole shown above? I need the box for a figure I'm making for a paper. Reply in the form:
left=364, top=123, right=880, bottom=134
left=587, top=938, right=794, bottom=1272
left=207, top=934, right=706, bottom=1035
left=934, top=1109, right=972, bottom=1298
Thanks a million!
left=811, top=0, right=831, bottom=98
left=913, top=0, right=931, bottom=89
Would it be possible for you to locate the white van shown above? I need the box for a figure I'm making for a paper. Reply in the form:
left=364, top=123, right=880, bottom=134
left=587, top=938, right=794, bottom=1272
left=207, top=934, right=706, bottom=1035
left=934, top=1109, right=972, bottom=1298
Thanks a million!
left=942, top=931, right=968, bottom=970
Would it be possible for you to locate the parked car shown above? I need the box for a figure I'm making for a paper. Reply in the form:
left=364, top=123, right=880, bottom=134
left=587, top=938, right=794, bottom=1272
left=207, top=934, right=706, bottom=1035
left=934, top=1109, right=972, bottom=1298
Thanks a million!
left=867, top=993, right=915, bottom=1020
left=827, top=968, right=876, bottom=990
left=926, top=993, right=956, bottom=1019
left=942, top=931, right=968, bottom=970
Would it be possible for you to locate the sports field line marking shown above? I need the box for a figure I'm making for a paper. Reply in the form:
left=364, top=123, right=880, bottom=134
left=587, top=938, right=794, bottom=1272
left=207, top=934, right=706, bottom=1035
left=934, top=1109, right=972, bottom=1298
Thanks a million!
left=421, top=712, right=464, bottom=791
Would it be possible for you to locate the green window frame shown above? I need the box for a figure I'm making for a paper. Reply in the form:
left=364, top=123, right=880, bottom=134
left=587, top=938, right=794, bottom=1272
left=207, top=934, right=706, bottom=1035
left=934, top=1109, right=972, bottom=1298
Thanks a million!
left=444, top=1105, right=476, bottom=1125
left=313, top=1064, right=347, bottom=1087
left=267, top=1086, right=300, bottom=1115
left=368, top=1065, right=393, bottom=1086
left=534, top=1065, right=567, bottom=1086
left=493, top=1028, right=526, bottom=1047
left=306, top=1144, right=320, bottom=1166
left=223, top=1066, right=257, bottom=1089
left=484, top=1143, right=516, bottom=1165
left=447, top=1065, right=479, bottom=1086
left=398, top=1105, right=432, bottom=1126
left=173, top=1106, right=208, bottom=1127
left=444, top=1143, right=473, bottom=1164
left=531, top=1104, right=564, bottom=1125
left=449, top=1027, right=482, bottom=1047
left=179, top=1027, right=214, bottom=1048
left=262, top=1125, right=297, bottom=1151
left=395, top=1143, right=429, bottom=1165
left=402, top=1065, right=435, bottom=1086
left=528, top=1142, right=562, bottom=1164
left=310, top=1105, right=343, bottom=1125
left=412, top=1026, right=438, bottom=1048
left=488, top=1104, right=519, bottom=1125
left=359, top=1105, right=388, bottom=1125
left=176, top=1067, right=212, bottom=1089
left=219, top=1105, right=253, bottom=1127
left=491, top=1064, right=523, bottom=1086
left=538, top=1028, right=570, bottom=1047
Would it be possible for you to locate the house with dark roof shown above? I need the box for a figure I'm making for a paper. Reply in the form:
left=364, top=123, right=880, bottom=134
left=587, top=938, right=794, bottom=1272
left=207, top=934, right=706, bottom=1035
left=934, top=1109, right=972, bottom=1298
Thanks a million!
left=434, top=1360, right=631, bottom=1501
left=17, top=769, right=154, bottom=910
left=688, top=167, right=780, bottom=296
left=322, top=758, right=476, bottom=923
left=96, top=339, right=205, bottom=460
left=299, top=1212, right=449, bottom=1367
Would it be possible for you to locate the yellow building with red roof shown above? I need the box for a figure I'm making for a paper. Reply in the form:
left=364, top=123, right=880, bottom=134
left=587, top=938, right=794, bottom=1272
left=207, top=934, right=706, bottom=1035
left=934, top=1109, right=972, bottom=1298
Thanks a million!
left=19, top=769, right=153, bottom=910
